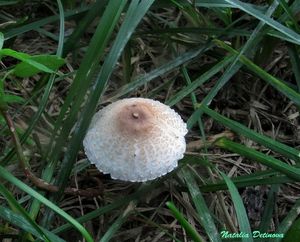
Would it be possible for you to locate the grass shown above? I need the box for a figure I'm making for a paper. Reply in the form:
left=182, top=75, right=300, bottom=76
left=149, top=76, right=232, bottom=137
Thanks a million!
left=1, top=0, right=300, bottom=241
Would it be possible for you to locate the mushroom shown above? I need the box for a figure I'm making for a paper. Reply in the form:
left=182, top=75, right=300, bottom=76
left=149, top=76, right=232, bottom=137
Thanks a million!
left=83, top=98, right=187, bottom=182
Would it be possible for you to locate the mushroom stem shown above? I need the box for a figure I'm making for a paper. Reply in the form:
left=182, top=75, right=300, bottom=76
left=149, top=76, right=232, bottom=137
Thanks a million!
left=1, top=109, right=102, bottom=197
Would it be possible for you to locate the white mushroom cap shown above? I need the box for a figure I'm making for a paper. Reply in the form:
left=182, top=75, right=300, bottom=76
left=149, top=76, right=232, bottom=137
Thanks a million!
left=83, top=98, right=187, bottom=182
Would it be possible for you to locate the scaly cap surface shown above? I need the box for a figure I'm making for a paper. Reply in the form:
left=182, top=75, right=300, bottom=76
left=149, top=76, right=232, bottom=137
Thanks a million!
left=83, top=98, right=187, bottom=182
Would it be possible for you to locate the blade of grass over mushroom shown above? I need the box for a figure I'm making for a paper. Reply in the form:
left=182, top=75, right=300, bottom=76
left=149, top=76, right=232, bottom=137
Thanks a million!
left=0, top=184, right=50, bottom=242
left=166, top=201, right=204, bottom=242
left=274, top=198, right=300, bottom=242
left=179, top=167, right=221, bottom=242
left=215, top=138, right=300, bottom=181
left=0, top=166, right=93, bottom=242
left=214, top=40, right=300, bottom=106
left=219, top=171, right=253, bottom=242
left=199, top=105, right=300, bottom=162
left=223, top=0, right=300, bottom=45
left=187, top=1, right=279, bottom=129
left=0, top=206, right=65, bottom=242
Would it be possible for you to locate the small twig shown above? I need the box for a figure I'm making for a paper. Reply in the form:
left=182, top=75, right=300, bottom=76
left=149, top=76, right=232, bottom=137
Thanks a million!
left=1, top=109, right=102, bottom=197
left=187, top=130, right=235, bottom=151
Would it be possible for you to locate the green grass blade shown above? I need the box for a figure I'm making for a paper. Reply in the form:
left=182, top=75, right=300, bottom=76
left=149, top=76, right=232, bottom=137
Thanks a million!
left=215, top=138, right=300, bottom=181
left=0, top=184, right=50, bottom=242
left=0, top=32, right=3, bottom=49
left=166, top=55, right=234, bottom=107
left=166, top=201, right=204, bottom=242
left=277, top=0, right=300, bottom=32
left=287, top=44, right=300, bottom=92
left=26, top=0, right=66, bottom=221
left=99, top=201, right=137, bottom=242
left=138, top=26, right=251, bottom=37
left=180, top=167, right=221, bottom=242
left=109, top=42, right=214, bottom=102
left=0, top=205, right=65, bottom=242
left=3, top=6, right=90, bottom=40
left=0, top=0, right=66, bottom=167
left=63, top=0, right=108, bottom=56
left=201, top=174, right=291, bottom=192
left=266, top=29, right=300, bottom=44
left=0, top=165, right=93, bottom=242
left=199, top=105, right=300, bottom=162
left=283, top=217, right=300, bottom=242
left=187, top=0, right=279, bottom=129
left=39, top=0, right=128, bottom=227
left=0, top=1, right=18, bottom=6
left=45, top=1, right=157, bottom=227
left=155, top=0, right=266, bottom=9
left=274, top=198, right=300, bottom=242
left=215, top=39, right=300, bottom=106
left=0, top=49, right=56, bottom=74
left=52, top=182, right=160, bottom=234
left=52, top=0, right=156, bottom=200
left=46, top=0, right=126, bottom=162
left=1, top=74, right=57, bottom=167
left=194, top=0, right=235, bottom=8
left=13, top=55, right=65, bottom=78
left=223, top=0, right=300, bottom=45
left=258, top=185, right=279, bottom=233
left=56, top=0, right=64, bottom=57
left=219, top=172, right=253, bottom=242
